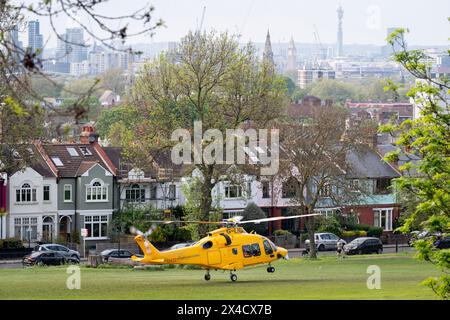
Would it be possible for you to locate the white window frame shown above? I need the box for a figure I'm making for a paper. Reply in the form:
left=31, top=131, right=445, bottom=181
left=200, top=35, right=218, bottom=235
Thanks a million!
left=14, top=217, right=38, bottom=241
left=125, top=184, right=146, bottom=203
left=224, top=185, right=243, bottom=199
left=84, top=215, right=109, bottom=239
left=15, top=183, right=37, bottom=203
left=86, top=179, right=108, bottom=202
left=43, top=185, right=50, bottom=202
left=63, top=184, right=72, bottom=202
left=373, top=208, right=393, bottom=231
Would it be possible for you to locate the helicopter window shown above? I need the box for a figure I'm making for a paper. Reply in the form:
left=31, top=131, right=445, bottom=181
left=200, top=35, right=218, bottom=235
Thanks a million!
left=242, top=245, right=252, bottom=258
left=220, top=233, right=232, bottom=246
left=232, top=248, right=238, bottom=255
left=263, top=240, right=274, bottom=255
left=202, top=241, right=213, bottom=249
left=268, top=240, right=278, bottom=251
left=251, top=243, right=261, bottom=256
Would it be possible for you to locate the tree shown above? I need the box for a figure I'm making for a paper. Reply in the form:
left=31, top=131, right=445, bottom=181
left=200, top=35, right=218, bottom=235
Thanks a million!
left=124, top=31, right=287, bottom=236
left=381, top=27, right=450, bottom=299
left=100, top=68, right=127, bottom=96
left=242, top=202, right=267, bottom=235
left=0, top=0, right=163, bottom=122
left=277, top=106, right=368, bottom=258
left=96, top=104, right=140, bottom=140
left=308, top=79, right=356, bottom=105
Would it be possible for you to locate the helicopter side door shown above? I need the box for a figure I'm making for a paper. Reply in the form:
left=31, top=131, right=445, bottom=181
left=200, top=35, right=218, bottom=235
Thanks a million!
left=241, top=242, right=264, bottom=266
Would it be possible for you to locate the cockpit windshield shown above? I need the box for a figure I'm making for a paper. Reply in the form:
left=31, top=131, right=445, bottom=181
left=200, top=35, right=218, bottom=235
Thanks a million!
left=265, top=239, right=277, bottom=251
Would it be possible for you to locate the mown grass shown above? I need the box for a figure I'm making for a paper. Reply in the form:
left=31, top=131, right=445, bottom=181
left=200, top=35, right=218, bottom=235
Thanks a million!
left=0, top=253, right=441, bottom=300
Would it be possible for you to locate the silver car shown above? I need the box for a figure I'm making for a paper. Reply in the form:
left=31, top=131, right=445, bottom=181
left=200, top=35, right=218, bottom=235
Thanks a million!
left=34, top=244, right=81, bottom=261
left=304, top=233, right=346, bottom=251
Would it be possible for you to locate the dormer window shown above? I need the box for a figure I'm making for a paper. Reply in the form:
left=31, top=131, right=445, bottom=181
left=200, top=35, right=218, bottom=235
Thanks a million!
left=79, top=146, right=92, bottom=156
left=86, top=179, right=108, bottom=202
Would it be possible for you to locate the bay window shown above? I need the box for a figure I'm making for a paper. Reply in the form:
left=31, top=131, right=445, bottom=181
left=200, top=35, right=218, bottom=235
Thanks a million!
left=373, top=208, right=393, bottom=231
left=84, top=215, right=108, bottom=238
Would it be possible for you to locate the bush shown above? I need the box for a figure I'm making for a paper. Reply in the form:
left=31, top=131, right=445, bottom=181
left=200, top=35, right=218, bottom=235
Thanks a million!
left=0, top=238, right=24, bottom=249
left=316, top=216, right=343, bottom=237
left=273, top=229, right=293, bottom=236
left=243, top=202, right=267, bottom=235
left=342, top=231, right=357, bottom=237
left=367, top=226, right=383, bottom=237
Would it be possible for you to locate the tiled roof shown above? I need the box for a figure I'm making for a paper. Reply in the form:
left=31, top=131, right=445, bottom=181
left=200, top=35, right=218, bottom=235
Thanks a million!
left=345, top=148, right=400, bottom=179
left=42, top=143, right=114, bottom=177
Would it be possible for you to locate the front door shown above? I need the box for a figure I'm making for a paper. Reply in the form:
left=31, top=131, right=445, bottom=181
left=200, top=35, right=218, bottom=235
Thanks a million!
left=59, top=216, right=70, bottom=242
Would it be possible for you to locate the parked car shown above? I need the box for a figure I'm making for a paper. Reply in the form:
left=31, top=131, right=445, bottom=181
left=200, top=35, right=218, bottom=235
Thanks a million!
left=409, top=230, right=443, bottom=246
left=344, top=237, right=383, bottom=255
left=304, top=233, right=346, bottom=251
left=34, top=244, right=80, bottom=260
left=100, top=249, right=137, bottom=262
left=434, top=237, right=450, bottom=249
left=22, top=251, right=79, bottom=266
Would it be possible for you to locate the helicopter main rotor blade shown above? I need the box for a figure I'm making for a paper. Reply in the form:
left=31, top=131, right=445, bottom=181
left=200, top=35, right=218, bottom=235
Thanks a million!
left=145, top=220, right=224, bottom=225
left=238, top=213, right=320, bottom=225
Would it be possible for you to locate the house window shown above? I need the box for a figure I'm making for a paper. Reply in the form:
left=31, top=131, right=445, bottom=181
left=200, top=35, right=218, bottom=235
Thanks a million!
left=14, top=217, right=38, bottom=241
left=66, top=147, right=79, bottom=157
left=349, top=179, right=360, bottom=191
left=374, top=178, right=391, bottom=194
left=282, top=178, right=298, bottom=198
left=64, top=185, right=72, bottom=202
left=373, top=208, right=393, bottom=231
left=262, top=181, right=270, bottom=198
left=319, top=183, right=332, bottom=198
left=79, top=146, right=92, bottom=156
left=150, top=185, right=157, bottom=200
left=315, top=208, right=341, bottom=218
left=51, top=157, right=64, bottom=167
left=225, top=185, right=242, bottom=199
left=15, top=183, right=37, bottom=203
left=43, top=185, right=50, bottom=201
left=168, top=184, right=176, bottom=200
left=86, top=180, right=108, bottom=202
left=125, top=184, right=145, bottom=203
left=84, top=215, right=108, bottom=238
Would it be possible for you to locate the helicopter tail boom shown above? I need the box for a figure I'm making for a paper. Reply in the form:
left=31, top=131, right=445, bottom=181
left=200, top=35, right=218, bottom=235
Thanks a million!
left=132, top=235, right=163, bottom=263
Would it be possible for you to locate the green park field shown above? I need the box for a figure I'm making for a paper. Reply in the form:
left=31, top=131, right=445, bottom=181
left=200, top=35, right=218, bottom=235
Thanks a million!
left=0, top=253, right=441, bottom=300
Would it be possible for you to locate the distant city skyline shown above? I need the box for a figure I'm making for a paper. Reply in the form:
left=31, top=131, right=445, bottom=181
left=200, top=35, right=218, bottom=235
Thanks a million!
left=19, top=0, right=449, bottom=49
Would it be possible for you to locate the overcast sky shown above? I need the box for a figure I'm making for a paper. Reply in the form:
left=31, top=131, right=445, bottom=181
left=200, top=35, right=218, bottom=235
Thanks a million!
left=27, top=0, right=450, bottom=47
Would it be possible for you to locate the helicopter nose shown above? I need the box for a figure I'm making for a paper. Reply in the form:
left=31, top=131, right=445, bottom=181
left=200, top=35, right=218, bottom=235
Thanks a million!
left=277, top=247, right=289, bottom=260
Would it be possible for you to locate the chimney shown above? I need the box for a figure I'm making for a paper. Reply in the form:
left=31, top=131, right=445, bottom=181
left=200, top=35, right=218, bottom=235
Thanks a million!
left=80, top=124, right=98, bottom=144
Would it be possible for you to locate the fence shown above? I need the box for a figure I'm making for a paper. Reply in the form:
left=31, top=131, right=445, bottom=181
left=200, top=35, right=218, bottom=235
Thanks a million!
left=0, top=248, right=33, bottom=259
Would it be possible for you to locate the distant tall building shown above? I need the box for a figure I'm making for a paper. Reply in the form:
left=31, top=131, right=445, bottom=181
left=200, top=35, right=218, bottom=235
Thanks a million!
left=336, top=6, right=344, bottom=57
left=28, top=20, right=43, bottom=58
left=297, top=66, right=336, bottom=89
left=56, top=28, right=87, bottom=64
left=263, top=30, right=274, bottom=66
left=381, top=27, right=406, bottom=57
left=286, top=37, right=297, bottom=73
left=7, top=25, right=23, bottom=64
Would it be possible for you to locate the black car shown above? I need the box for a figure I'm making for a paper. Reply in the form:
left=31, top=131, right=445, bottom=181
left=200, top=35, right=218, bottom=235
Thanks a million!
left=434, top=237, right=450, bottom=249
left=344, top=237, right=383, bottom=255
left=100, top=249, right=136, bottom=262
left=23, top=251, right=79, bottom=266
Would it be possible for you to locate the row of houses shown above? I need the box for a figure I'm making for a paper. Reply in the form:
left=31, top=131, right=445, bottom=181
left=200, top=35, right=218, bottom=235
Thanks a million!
left=0, top=123, right=403, bottom=247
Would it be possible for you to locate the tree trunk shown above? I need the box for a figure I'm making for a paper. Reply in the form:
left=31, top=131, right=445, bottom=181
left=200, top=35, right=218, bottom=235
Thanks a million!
left=305, top=207, right=317, bottom=259
left=198, top=165, right=214, bottom=236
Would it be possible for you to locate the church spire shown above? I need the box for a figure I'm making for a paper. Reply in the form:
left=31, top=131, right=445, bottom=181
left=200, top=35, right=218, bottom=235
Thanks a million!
left=263, top=29, right=274, bottom=66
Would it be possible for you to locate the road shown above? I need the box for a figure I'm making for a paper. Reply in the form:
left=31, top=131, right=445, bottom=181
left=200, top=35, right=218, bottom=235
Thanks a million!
left=287, top=244, right=415, bottom=258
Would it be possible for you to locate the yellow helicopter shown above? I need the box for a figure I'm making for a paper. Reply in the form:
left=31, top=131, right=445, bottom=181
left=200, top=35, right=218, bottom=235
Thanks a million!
left=130, top=213, right=318, bottom=282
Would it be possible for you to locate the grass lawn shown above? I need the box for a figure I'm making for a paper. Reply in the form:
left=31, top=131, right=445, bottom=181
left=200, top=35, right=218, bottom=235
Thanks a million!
left=0, top=253, right=441, bottom=300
